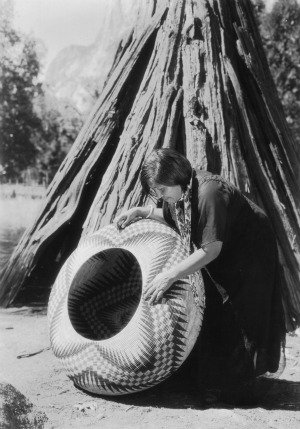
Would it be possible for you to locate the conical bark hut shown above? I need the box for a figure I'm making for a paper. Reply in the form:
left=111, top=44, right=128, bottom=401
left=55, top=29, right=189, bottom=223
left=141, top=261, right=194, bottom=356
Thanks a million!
left=1, top=0, right=299, bottom=329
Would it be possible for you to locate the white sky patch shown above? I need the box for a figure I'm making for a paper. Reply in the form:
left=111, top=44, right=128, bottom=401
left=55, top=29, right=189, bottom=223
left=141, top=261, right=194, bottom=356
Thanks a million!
left=14, top=0, right=106, bottom=67
left=13, top=0, right=298, bottom=69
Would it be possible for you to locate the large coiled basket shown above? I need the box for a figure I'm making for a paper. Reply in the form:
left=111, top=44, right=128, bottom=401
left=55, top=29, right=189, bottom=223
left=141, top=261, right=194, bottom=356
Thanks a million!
left=48, top=219, right=205, bottom=395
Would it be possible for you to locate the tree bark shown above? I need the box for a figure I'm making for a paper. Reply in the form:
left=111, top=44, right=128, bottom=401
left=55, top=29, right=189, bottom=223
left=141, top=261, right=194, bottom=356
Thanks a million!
left=0, top=0, right=299, bottom=329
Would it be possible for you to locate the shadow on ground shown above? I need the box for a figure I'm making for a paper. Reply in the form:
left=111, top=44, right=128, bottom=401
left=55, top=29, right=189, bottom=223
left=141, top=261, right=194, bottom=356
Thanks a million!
left=75, top=370, right=300, bottom=412
left=261, top=379, right=300, bottom=411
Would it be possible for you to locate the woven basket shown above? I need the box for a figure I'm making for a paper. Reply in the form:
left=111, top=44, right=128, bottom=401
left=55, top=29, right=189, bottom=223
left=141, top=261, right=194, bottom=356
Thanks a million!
left=48, top=219, right=205, bottom=395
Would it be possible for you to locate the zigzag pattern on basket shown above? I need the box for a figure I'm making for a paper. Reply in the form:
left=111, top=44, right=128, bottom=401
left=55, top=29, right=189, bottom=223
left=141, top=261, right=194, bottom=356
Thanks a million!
left=48, top=219, right=205, bottom=395
left=68, top=250, right=142, bottom=340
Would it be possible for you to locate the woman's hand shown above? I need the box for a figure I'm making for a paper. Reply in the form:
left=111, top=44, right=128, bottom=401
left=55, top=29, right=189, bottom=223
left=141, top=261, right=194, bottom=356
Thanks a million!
left=114, top=207, right=143, bottom=230
left=144, top=271, right=176, bottom=305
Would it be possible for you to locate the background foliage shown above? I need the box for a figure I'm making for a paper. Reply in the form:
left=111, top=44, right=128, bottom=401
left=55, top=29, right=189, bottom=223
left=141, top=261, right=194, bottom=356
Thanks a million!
left=0, top=1, right=42, bottom=181
left=0, top=0, right=299, bottom=184
left=0, top=0, right=83, bottom=184
left=254, top=0, right=300, bottom=149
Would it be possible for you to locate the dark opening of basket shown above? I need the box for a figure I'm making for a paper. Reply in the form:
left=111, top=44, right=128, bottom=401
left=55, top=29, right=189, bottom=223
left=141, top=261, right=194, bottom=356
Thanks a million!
left=68, top=248, right=142, bottom=340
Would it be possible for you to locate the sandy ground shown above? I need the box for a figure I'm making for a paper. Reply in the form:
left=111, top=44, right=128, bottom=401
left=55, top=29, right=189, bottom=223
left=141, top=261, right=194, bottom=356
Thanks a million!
left=0, top=306, right=299, bottom=429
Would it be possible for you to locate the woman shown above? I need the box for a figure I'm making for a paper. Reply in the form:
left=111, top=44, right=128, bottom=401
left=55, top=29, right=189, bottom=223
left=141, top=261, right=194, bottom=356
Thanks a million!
left=115, top=148, right=286, bottom=404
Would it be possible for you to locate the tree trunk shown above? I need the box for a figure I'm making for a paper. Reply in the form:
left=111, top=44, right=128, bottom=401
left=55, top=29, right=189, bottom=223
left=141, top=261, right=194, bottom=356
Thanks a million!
left=0, top=0, right=299, bottom=329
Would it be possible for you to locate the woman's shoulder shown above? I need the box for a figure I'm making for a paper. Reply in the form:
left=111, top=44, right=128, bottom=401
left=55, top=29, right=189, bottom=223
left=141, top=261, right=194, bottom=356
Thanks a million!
left=192, top=169, right=267, bottom=216
left=192, top=169, right=239, bottom=206
left=193, top=169, right=231, bottom=189
left=194, top=168, right=224, bottom=180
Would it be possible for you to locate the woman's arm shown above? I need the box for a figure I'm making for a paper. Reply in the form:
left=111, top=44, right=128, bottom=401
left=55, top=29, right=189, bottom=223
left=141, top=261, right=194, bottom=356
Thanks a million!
left=169, top=241, right=222, bottom=280
left=144, top=241, right=222, bottom=304
left=114, top=205, right=165, bottom=229
left=144, top=206, right=165, bottom=223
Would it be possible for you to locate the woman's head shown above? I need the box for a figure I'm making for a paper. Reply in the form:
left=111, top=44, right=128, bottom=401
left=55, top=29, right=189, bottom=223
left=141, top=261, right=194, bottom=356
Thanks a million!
left=141, top=149, right=192, bottom=203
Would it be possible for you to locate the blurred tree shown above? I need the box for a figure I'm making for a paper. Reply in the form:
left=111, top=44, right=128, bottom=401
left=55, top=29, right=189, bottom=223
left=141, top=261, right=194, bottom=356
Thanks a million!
left=0, top=0, right=44, bottom=180
left=253, top=0, right=300, bottom=148
left=0, top=1, right=82, bottom=184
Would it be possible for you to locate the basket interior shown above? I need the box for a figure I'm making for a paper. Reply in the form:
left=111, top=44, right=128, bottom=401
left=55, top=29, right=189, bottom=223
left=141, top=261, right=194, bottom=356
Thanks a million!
left=68, top=248, right=142, bottom=340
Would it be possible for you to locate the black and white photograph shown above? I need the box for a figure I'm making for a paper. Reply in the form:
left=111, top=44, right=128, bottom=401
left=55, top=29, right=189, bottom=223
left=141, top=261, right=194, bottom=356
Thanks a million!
left=0, top=0, right=299, bottom=427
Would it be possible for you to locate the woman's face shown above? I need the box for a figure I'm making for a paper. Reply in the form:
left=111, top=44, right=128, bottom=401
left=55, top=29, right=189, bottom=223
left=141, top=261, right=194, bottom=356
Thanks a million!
left=151, top=183, right=182, bottom=203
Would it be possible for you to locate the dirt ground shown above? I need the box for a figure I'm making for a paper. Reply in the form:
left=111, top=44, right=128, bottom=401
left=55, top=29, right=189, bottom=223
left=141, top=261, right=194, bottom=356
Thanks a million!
left=0, top=306, right=299, bottom=429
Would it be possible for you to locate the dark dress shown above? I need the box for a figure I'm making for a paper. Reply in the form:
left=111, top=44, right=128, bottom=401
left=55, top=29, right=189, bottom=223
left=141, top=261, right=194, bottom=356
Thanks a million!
left=163, top=170, right=286, bottom=402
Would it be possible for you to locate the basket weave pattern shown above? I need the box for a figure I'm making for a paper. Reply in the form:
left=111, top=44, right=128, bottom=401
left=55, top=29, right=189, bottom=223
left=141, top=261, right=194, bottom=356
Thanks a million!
left=48, top=219, right=205, bottom=395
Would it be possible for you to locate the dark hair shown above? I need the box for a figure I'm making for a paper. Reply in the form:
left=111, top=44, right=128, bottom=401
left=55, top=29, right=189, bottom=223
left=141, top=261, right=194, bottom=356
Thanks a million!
left=141, top=148, right=192, bottom=195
